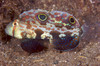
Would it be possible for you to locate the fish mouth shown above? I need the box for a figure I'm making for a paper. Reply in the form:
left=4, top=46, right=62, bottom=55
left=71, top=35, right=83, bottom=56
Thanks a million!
left=5, top=22, right=13, bottom=36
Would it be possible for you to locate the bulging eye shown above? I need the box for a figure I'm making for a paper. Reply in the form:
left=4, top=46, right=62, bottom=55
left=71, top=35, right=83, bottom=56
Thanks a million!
left=69, top=16, right=75, bottom=24
left=38, top=14, right=47, bottom=21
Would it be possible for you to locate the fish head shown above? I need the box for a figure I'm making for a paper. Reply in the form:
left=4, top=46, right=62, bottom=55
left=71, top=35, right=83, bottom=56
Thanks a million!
left=5, top=19, right=24, bottom=39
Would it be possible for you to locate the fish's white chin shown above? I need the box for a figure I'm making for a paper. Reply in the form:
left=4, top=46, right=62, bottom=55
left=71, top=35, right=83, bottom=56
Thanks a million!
left=5, top=22, right=13, bottom=36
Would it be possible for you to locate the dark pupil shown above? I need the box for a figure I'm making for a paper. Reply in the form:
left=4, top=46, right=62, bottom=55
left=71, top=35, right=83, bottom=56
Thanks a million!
left=40, top=15, right=46, bottom=20
left=70, top=18, right=74, bottom=22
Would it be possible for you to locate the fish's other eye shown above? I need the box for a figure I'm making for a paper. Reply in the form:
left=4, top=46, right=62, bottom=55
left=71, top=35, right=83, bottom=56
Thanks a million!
left=38, top=14, right=47, bottom=21
left=69, top=16, right=75, bottom=24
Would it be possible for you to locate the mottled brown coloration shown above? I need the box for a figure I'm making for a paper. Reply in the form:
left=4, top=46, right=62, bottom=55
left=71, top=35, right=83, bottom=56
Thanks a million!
left=31, top=28, right=34, bottom=30
left=55, top=23, right=63, bottom=28
left=61, top=29, right=65, bottom=31
left=55, top=16, right=62, bottom=21
left=26, top=24, right=32, bottom=29
left=46, top=27, right=51, bottom=30
left=57, top=28, right=60, bottom=30
left=39, top=26, right=42, bottom=28
left=50, top=20, right=55, bottom=22
left=21, top=32, right=25, bottom=37
left=23, top=13, right=26, bottom=16
left=33, top=25, right=37, bottom=28
left=50, top=14, right=54, bottom=18
left=35, top=29, right=44, bottom=38
left=31, top=16, right=35, bottom=19
left=27, top=21, right=30, bottom=24
left=54, top=12, right=60, bottom=15
left=52, top=28, right=55, bottom=31
left=19, top=24, right=25, bottom=28
left=43, top=26, right=46, bottom=28
left=22, top=17, right=25, bottom=21
left=28, top=12, right=33, bottom=14
left=0, top=0, right=100, bottom=66
left=20, top=29, right=24, bottom=31
left=31, top=21, right=35, bottom=24
left=25, top=16, right=30, bottom=19
left=62, top=14, right=67, bottom=18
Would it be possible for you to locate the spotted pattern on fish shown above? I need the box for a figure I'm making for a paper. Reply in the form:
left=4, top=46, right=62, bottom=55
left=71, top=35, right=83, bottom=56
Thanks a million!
left=5, top=9, right=83, bottom=51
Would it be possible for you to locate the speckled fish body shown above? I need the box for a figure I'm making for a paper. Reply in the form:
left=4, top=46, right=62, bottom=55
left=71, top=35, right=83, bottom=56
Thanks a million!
left=5, top=9, right=82, bottom=51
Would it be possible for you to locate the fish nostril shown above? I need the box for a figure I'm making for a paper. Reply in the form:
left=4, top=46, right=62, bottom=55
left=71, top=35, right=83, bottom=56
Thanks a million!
left=14, top=23, right=17, bottom=25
